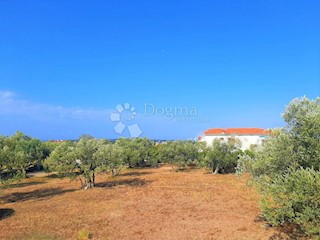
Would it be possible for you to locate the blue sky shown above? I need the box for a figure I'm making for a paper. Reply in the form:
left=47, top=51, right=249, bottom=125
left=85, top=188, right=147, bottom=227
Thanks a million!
left=0, top=0, right=319, bottom=140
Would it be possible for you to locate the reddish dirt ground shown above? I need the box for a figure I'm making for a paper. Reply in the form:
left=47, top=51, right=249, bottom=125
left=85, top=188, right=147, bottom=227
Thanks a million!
left=0, top=166, right=284, bottom=240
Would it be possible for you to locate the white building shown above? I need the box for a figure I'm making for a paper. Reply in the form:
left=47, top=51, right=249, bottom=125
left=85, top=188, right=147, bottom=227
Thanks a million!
left=199, top=128, right=270, bottom=150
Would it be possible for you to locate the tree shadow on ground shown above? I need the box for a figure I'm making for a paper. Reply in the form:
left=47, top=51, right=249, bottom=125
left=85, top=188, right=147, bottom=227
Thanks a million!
left=7, top=181, right=47, bottom=189
left=0, top=188, right=76, bottom=203
left=119, top=171, right=152, bottom=177
left=178, top=168, right=201, bottom=172
left=0, top=208, right=15, bottom=220
left=168, top=165, right=202, bottom=173
left=269, top=225, right=308, bottom=240
left=254, top=216, right=307, bottom=240
left=45, top=173, right=70, bottom=179
left=10, top=232, right=63, bottom=240
left=96, top=178, right=152, bottom=188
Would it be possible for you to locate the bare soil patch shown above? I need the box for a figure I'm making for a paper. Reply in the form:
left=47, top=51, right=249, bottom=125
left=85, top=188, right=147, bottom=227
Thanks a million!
left=0, top=166, right=285, bottom=239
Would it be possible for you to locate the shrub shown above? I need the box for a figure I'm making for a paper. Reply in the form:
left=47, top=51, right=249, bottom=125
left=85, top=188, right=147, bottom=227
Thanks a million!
left=259, top=167, right=320, bottom=236
left=235, top=153, right=254, bottom=175
left=77, top=229, right=92, bottom=240
left=203, top=139, right=242, bottom=174
left=240, top=97, right=320, bottom=237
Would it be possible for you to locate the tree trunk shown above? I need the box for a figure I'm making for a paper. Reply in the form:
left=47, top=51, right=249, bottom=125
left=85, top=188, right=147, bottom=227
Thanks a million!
left=112, top=167, right=122, bottom=177
left=83, top=181, right=94, bottom=189
left=21, top=168, right=27, bottom=178
left=212, top=166, right=220, bottom=175
left=79, top=178, right=84, bottom=189
left=82, top=174, right=95, bottom=189
left=36, top=162, right=41, bottom=171
left=171, top=165, right=178, bottom=172
left=92, top=172, right=95, bottom=185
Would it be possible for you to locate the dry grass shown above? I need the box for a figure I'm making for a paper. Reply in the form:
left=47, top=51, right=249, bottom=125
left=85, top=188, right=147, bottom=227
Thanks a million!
left=0, top=166, right=287, bottom=239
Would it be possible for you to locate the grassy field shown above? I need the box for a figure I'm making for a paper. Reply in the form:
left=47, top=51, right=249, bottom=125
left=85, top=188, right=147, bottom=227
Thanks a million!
left=0, top=166, right=288, bottom=240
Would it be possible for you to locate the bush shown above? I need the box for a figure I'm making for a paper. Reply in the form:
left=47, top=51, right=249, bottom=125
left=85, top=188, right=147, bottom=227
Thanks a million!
left=203, top=139, right=242, bottom=174
left=239, top=97, right=320, bottom=237
left=235, top=153, right=254, bottom=175
left=259, top=168, right=320, bottom=236
left=77, top=229, right=92, bottom=240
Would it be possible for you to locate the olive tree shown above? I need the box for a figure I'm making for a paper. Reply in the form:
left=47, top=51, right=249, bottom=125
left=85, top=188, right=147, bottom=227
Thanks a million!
left=0, top=136, right=9, bottom=185
left=45, top=139, right=105, bottom=189
left=115, top=138, right=156, bottom=168
left=93, top=143, right=125, bottom=176
left=242, top=97, right=320, bottom=237
left=282, top=97, right=320, bottom=170
left=155, top=141, right=201, bottom=171
left=259, top=167, right=320, bottom=236
left=203, top=139, right=242, bottom=174
left=2, top=132, right=46, bottom=178
left=242, top=97, right=320, bottom=178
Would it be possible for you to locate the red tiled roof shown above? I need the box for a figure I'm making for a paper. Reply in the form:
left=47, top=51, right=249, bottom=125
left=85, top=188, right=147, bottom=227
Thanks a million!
left=204, top=128, right=270, bottom=135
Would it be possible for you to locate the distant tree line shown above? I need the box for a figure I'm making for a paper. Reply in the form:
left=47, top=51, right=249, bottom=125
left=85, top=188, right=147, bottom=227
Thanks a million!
left=0, top=132, right=246, bottom=189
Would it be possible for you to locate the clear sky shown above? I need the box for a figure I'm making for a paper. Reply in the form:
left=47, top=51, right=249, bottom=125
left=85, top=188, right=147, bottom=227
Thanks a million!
left=0, top=0, right=319, bottom=140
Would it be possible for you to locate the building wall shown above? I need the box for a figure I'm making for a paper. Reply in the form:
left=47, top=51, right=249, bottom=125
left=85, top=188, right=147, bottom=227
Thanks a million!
left=201, top=134, right=268, bottom=150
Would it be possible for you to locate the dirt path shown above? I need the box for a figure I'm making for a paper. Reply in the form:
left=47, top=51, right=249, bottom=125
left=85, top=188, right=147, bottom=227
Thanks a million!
left=0, top=166, right=280, bottom=239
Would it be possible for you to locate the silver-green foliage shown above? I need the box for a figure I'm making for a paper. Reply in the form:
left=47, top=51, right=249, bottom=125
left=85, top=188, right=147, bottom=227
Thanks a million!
left=240, top=97, right=320, bottom=178
left=203, top=139, right=242, bottom=174
left=115, top=138, right=156, bottom=168
left=244, top=97, right=320, bottom=237
left=45, top=138, right=136, bottom=189
left=155, top=141, right=202, bottom=171
left=0, top=132, right=47, bottom=183
left=259, top=167, right=320, bottom=236
left=44, top=139, right=107, bottom=189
